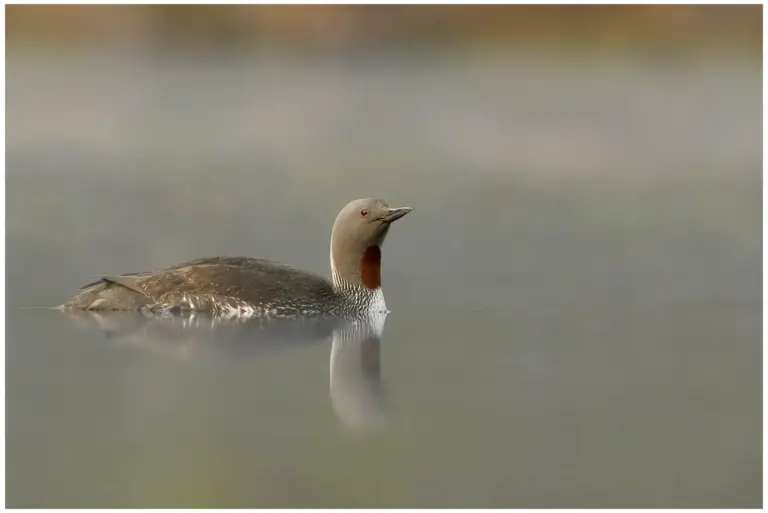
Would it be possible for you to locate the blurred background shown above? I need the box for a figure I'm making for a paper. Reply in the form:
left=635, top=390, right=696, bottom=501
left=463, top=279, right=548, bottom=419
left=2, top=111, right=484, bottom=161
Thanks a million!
left=6, top=5, right=763, bottom=53
left=6, top=4, right=762, bottom=509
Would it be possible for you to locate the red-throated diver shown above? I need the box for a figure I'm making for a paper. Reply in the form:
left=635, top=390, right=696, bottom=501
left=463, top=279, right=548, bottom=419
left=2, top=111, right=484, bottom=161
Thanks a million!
left=60, top=198, right=412, bottom=319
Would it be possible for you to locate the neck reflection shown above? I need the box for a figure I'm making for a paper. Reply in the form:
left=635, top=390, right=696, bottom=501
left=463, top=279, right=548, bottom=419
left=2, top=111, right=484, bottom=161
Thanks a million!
left=329, top=313, right=388, bottom=431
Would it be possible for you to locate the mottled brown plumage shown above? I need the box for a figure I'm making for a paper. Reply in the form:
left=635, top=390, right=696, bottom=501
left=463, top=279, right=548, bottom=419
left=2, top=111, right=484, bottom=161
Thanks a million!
left=64, top=257, right=337, bottom=314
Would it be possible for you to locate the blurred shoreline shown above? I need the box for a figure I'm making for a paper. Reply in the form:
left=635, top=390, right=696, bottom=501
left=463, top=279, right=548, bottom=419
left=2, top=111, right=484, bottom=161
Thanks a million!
left=7, top=5, right=762, bottom=57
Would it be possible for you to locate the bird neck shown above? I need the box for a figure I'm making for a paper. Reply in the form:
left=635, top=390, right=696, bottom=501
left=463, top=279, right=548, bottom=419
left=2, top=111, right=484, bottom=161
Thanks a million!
left=331, top=244, right=382, bottom=289
left=330, top=244, right=387, bottom=312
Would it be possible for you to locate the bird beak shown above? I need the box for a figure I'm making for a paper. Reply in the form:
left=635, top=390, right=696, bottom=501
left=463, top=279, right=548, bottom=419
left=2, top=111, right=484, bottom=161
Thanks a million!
left=380, top=206, right=413, bottom=223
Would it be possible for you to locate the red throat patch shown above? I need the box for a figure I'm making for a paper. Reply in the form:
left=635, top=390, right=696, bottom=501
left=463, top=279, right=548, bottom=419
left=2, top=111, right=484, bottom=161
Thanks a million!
left=360, top=245, right=382, bottom=289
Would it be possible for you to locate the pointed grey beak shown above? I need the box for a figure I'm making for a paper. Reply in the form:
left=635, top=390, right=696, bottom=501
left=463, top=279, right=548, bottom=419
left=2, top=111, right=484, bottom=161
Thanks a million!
left=380, top=207, right=412, bottom=223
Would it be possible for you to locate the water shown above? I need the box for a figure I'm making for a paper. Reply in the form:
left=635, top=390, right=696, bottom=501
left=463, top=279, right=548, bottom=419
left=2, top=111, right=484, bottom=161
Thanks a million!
left=6, top=50, right=761, bottom=507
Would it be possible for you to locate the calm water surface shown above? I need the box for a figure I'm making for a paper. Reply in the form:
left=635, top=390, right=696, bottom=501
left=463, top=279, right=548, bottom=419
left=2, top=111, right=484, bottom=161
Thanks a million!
left=6, top=51, right=761, bottom=507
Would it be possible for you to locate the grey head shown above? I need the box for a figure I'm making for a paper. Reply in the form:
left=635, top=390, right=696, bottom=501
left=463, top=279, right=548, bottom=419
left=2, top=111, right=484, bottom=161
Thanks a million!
left=330, top=198, right=412, bottom=291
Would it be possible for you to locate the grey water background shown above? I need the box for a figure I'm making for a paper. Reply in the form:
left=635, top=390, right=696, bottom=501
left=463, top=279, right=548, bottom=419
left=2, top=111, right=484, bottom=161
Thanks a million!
left=6, top=50, right=761, bottom=507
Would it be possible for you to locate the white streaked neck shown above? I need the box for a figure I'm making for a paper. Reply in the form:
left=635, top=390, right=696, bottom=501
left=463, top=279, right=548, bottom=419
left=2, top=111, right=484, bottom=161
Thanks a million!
left=330, top=245, right=389, bottom=314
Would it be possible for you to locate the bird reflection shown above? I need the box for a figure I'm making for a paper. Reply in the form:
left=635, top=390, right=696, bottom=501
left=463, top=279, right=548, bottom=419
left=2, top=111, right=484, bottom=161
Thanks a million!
left=62, top=310, right=388, bottom=430
left=330, top=313, right=388, bottom=431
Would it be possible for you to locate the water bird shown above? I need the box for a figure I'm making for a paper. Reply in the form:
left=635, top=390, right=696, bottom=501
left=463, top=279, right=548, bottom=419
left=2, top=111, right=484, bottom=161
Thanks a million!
left=60, top=198, right=412, bottom=319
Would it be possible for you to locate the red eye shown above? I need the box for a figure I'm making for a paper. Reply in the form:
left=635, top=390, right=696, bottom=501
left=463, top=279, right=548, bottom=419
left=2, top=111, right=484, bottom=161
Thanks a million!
left=360, top=209, right=368, bottom=217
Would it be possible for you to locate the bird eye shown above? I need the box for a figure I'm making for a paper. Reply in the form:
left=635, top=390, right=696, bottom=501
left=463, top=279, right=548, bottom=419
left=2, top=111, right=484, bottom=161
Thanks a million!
left=360, top=209, right=368, bottom=217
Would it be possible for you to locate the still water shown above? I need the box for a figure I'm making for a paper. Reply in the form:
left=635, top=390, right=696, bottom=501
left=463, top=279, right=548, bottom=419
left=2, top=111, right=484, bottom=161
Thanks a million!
left=6, top=51, right=761, bottom=507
